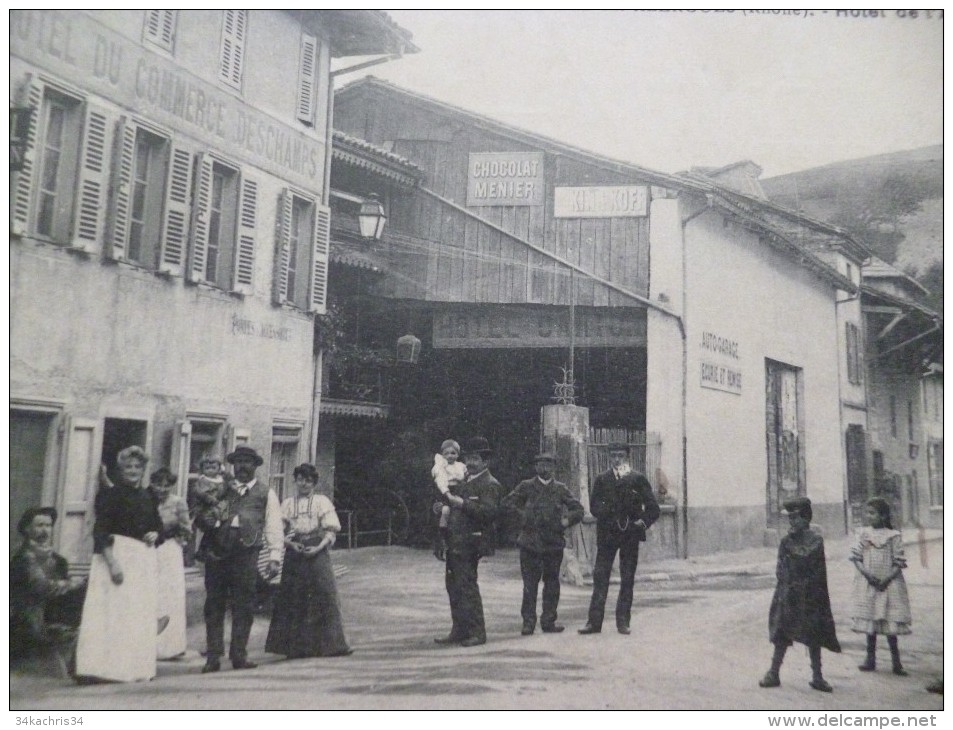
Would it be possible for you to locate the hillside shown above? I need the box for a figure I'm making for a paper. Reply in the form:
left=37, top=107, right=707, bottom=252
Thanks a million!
left=762, top=146, right=943, bottom=284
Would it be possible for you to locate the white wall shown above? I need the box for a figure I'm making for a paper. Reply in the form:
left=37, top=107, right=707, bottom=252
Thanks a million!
left=683, top=212, right=844, bottom=511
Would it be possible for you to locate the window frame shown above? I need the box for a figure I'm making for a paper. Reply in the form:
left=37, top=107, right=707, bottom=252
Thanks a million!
left=269, top=425, right=302, bottom=502
left=273, top=187, right=330, bottom=313
left=31, top=87, right=83, bottom=244
left=187, top=152, right=257, bottom=293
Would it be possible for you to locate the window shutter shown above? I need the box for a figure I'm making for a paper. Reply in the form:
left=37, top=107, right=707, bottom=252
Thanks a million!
left=233, top=175, right=257, bottom=293
left=309, top=203, right=331, bottom=314
left=158, top=144, right=193, bottom=276
left=107, top=117, right=136, bottom=261
left=145, top=10, right=176, bottom=48
left=169, top=420, right=192, bottom=500
left=220, top=10, right=247, bottom=89
left=296, top=34, right=317, bottom=125
left=187, top=154, right=214, bottom=282
left=71, top=104, right=112, bottom=252
left=12, top=82, right=42, bottom=236
left=272, top=189, right=292, bottom=305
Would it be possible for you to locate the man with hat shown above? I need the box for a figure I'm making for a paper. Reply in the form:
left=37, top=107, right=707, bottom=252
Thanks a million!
left=579, top=442, right=660, bottom=635
left=435, top=436, right=503, bottom=647
left=11, top=507, right=87, bottom=662
left=503, top=452, right=584, bottom=635
left=197, top=445, right=283, bottom=672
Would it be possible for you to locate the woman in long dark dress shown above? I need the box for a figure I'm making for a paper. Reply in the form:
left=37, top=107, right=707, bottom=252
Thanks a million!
left=266, top=464, right=351, bottom=658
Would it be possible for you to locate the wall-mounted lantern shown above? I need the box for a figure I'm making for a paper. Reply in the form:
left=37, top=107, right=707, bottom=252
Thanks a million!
left=396, top=333, right=421, bottom=365
left=358, top=194, right=387, bottom=240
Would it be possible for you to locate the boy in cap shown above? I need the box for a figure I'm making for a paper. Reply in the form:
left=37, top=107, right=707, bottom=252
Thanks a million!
left=503, top=452, right=584, bottom=635
left=759, top=496, right=841, bottom=692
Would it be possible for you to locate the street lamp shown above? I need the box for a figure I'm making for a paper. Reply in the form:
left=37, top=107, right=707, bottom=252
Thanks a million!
left=358, top=194, right=387, bottom=240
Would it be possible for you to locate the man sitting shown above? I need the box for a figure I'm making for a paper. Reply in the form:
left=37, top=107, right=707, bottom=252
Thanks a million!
left=10, top=507, right=86, bottom=672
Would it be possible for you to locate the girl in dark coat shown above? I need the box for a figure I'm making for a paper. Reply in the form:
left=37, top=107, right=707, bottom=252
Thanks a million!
left=759, top=497, right=841, bottom=692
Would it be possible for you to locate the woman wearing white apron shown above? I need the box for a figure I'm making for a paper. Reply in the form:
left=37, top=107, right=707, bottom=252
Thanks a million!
left=75, top=446, right=164, bottom=682
left=150, top=467, right=192, bottom=660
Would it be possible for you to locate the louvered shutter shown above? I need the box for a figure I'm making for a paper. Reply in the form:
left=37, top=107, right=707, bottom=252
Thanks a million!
left=158, top=144, right=193, bottom=276
left=159, top=10, right=176, bottom=48
left=296, top=34, right=317, bottom=125
left=233, top=175, right=257, bottom=294
left=220, top=10, right=247, bottom=89
left=107, top=118, right=136, bottom=261
left=71, top=104, right=111, bottom=252
left=272, top=189, right=292, bottom=305
left=12, top=82, right=42, bottom=236
left=188, top=154, right=214, bottom=282
left=309, top=204, right=330, bottom=314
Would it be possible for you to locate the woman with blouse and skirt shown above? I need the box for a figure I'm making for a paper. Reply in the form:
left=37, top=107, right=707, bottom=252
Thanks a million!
left=265, top=464, right=352, bottom=659
left=149, top=466, right=192, bottom=660
left=75, top=446, right=164, bottom=682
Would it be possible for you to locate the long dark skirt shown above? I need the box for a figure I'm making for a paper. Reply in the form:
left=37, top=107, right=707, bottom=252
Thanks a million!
left=265, top=548, right=350, bottom=658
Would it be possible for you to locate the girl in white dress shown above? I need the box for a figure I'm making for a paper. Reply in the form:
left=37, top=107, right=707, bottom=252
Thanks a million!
left=850, top=497, right=912, bottom=676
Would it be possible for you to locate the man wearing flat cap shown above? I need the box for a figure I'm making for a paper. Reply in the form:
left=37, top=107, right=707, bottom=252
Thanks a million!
left=11, top=507, right=87, bottom=662
left=435, top=436, right=502, bottom=647
left=579, top=442, right=660, bottom=635
left=503, top=452, right=584, bottom=635
left=197, top=445, right=283, bottom=672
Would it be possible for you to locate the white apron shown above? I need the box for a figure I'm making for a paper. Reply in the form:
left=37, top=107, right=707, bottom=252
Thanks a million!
left=76, top=535, right=158, bottom=682
left=156, top=540, right=188, bottom=659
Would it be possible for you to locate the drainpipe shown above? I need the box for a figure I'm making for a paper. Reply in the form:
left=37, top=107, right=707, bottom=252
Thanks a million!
left=678, top=195, right=713, bottom=559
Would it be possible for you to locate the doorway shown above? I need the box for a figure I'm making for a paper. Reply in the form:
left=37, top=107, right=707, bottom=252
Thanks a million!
left=10, top=410, right=55, bottom=555
left=846, top=424, right=868, bottom=526
left=765, top=360, right=804, bottom=527
left=101, top=418, right=149, bottom=485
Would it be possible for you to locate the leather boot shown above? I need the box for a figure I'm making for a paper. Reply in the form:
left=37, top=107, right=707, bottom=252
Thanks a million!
left=859, top=634, right=876, bottom=671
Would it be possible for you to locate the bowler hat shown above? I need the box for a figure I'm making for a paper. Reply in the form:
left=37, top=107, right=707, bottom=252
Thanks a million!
left=607, top=442, right=629, bottom=453
left=534, top=452, right=556, bottom=463
left=462, top=436, right=492, bottom=456
left=226, top=445, right=264, bottom=467
left=782, top=496, right=812, bottom=520
left=18, top=506, right=57, bottom=536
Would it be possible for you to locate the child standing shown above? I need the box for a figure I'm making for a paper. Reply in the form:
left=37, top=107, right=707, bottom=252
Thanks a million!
left=850, top=497, right=912, bottom=676
left=759, top=497, right=841, bottom=692
left=432, top=439, right=466, bottom=560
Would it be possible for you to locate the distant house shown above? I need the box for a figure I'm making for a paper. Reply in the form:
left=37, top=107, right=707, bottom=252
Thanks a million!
left=861, top=257, right=943, bottom=529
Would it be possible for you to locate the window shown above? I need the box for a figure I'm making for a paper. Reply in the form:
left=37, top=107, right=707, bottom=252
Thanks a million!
left=269, top=427, right=301, bottom=502
left=144, top=10, right=176, bottom=52
left=188, top=154, right=257, bottom=292
left=12, top=81, right=112, bottom=250
left=927, top=440, right=943, bottom=507
left=846, top=322, right=863, bottom=385
left=109, top=120, right=193, bottom=275
left=219, top=10, right=247, bottom=90
left=274, top=189, right=330, bottom=312
left=126, top=129, right=168, bottom=266
left=889, top=396, right=898, bottom=438
left=296, top=34, right=318, bottom=125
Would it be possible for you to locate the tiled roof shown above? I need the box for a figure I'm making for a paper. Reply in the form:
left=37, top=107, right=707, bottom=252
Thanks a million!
left=320, top=399, right=390, bottom=419
left=332, top=130, right=422, bottom=188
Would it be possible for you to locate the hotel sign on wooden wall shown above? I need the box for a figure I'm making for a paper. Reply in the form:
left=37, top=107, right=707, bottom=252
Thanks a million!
left=433, top=306, right=646, bottom=349
left=467, top=152, right=544, bottom=207
left=554, top=186, right=648, bottom=218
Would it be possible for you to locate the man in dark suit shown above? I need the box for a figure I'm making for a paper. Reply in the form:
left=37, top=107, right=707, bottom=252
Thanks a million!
left=197, top=445, right=282, bottom=672
left=579, top=442, right=660, bottom=635
left=435, top=436, right=502, bottom=648
left=503, top=452, right=584, bottom=635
